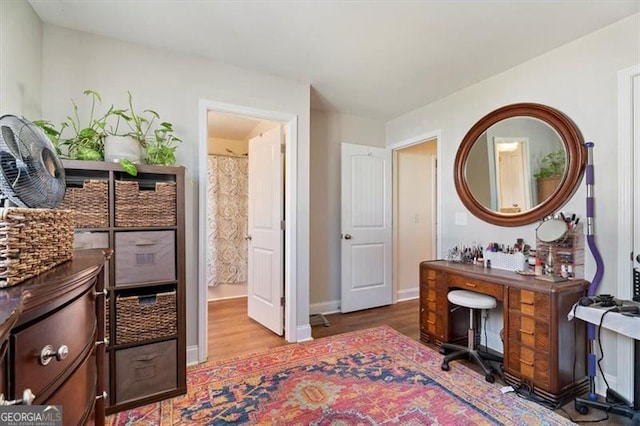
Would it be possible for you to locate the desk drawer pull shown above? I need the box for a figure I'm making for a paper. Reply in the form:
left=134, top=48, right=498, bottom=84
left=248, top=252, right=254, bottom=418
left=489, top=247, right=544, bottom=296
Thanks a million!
left=519, top=359, right=534, bottom=367
left=426, top=297, right=436, bottom=302
left=519, top=329, right=534, bottom=335
left=520, top=300, right=534, bottom=305
left=464, top=282, right=477, bottom=288
left=427, top=320, right=435, bottom=325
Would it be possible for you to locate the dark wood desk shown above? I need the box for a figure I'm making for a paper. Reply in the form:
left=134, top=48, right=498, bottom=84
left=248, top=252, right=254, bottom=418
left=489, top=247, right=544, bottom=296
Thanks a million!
left=420, top=260, right=589, bottom=404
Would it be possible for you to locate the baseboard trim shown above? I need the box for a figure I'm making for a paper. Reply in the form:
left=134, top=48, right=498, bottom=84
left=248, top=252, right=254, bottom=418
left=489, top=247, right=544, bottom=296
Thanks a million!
left=187, top=345, right=200, bottom=366
left=296, top=324, right=313, bottom=342
left=310, top=299, right=340, bottom=315
left=207, top=294, right=248, bottom=302
left=397, top=288, right=419, bottom=302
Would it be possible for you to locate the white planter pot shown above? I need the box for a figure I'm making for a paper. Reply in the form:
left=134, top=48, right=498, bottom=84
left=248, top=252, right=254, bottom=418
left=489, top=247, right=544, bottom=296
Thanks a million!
left=104, top=135, right=143, bottom=163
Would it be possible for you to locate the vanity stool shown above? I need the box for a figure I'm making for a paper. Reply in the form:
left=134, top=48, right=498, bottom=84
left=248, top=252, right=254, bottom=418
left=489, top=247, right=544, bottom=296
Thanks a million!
left=440, top=289, right=503, bottom=383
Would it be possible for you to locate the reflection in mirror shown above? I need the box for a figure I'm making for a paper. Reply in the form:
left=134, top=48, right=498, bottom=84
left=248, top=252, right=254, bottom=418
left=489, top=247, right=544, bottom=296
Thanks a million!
left=454, top=103, right=585, bottom=227
left=465, top=117, right=564, bottom=214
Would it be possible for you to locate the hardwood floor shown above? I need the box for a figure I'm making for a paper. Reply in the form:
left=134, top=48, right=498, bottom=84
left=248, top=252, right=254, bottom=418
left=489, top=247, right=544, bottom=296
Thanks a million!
left=207, top=297, right=631, bottom=425
left=207, top=297, right=419, bottom=361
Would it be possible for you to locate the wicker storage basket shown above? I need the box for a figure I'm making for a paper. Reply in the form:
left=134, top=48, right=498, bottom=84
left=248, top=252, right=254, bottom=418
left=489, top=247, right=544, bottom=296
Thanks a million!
left=0, top=208, right=74, bottom=287
left=115, top=181, right=176, bottom=227
left=57, top=180, right=109, bottom=228
left=115, top=290, right=177, bottom=344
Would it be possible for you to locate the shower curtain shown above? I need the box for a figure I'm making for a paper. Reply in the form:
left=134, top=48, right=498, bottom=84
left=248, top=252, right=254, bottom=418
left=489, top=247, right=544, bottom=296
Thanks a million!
left=207, top=155, right=248, bottom=287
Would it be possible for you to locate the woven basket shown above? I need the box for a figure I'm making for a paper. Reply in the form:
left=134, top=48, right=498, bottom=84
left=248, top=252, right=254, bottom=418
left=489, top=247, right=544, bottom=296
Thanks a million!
left=115, top=181, right=177, bottom=227
left=0, top=208, right=74, bottom=287
left=57, top=180, right=109, bottom=228
left=115, top=290, right=177, bottom=344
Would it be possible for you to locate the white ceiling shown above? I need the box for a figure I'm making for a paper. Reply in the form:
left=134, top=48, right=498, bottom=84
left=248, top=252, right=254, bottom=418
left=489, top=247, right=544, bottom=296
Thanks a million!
left=30, top=1, right=639, bottom=122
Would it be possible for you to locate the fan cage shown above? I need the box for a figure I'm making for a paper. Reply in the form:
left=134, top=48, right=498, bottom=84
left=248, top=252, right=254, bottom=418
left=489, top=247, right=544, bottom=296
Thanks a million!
left=0, top=115, right=66, bottom=208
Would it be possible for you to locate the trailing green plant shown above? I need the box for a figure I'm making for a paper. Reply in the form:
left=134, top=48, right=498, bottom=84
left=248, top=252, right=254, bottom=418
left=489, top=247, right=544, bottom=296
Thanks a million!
left=145, top=122, right=182, bottom=166
left=31, top=119, right=63, bottom=155
left=109, top=92, right=158, bottom=142
left=533, top=149, right=565, bottom=179
left=60, top=90, right=113, bottom=161
left=34, top=90, right=112, bottom=161
left=32, top=90, right=182, bottom=172
left=109, top=92, right=182, bottom=166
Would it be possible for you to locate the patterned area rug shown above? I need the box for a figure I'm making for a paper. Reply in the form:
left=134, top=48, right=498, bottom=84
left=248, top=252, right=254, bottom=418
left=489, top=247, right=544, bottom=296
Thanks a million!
left=107, top=326, right=572, bottom=425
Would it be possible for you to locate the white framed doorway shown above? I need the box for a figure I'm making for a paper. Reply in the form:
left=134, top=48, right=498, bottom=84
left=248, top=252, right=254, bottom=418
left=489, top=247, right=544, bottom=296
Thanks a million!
left=197, top=99, right=298, bottom=364
left=390, top=132, right=440, bottom=301
left=615, top=63, right=640, bottom=400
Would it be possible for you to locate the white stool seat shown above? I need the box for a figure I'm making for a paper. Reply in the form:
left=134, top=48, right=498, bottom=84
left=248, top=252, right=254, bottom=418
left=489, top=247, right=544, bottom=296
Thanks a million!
left=448, top=290, right=496, bottom=310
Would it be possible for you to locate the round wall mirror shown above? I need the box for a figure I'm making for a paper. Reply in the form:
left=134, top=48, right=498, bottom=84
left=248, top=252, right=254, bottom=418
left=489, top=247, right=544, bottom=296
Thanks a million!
left=454, top=103, right=586, bottom=226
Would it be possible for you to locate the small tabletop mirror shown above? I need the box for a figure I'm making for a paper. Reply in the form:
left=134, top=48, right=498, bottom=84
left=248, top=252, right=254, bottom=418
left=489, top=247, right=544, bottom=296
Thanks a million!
left=454, top=103, right=586, bottom=226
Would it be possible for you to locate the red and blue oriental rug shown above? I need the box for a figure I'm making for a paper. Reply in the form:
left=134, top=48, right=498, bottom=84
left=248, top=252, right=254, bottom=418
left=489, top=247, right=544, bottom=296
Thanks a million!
left=108, top=326, right=571, bottom=425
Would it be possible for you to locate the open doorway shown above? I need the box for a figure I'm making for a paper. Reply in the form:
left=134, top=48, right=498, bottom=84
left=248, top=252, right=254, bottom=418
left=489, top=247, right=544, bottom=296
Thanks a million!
left=206, top=112, right=280, bottom=301
left=393, top=136, right=439, bottom=301
left=197, top=100, right=298, bottom=365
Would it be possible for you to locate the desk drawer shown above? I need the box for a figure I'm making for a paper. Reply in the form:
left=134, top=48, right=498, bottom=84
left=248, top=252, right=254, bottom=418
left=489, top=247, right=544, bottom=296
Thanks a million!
left=448, top=275, right=503, bottom=300
left=421, top=267, right=437, bottom=281
left=509, top=289, right=550, bottom=322
left=510, top=346, right=551, bottom=388
left=12, top=288, right=96, bottom=400
left=515, top=316, right=550, bottom=350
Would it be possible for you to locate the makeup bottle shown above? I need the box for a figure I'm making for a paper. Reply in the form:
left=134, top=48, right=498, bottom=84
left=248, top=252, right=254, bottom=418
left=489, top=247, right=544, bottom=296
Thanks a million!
left=534, top=258, right=542, bottom=276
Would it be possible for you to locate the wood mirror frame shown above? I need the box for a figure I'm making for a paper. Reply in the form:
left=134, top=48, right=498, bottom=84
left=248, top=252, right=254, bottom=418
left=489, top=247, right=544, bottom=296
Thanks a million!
left=454, top=103, right=586, bottom=226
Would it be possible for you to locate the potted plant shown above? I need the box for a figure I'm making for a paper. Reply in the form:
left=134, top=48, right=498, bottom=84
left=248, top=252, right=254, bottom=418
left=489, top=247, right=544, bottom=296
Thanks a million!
left=105, top=92, right=182, bottom=175
left=34, top=90, right=182, bottom=176
left=35, top=90, right=112, bottom=161
left=533, top=149, right=566, bottom=203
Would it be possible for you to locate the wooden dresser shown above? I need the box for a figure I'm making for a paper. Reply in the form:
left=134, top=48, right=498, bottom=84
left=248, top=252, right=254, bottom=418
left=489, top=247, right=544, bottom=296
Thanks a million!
left=0, top=249, right=109, bottom=425
left=420, top=260, right=589, bottom=404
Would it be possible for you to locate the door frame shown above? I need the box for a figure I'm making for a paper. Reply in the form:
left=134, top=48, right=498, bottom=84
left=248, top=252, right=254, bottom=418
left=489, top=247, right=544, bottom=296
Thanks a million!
left=197, top=99, right=298, bottom=364
left=388, top=130, right=442, bottom=299
left=615, top=64, right=640, bottom=399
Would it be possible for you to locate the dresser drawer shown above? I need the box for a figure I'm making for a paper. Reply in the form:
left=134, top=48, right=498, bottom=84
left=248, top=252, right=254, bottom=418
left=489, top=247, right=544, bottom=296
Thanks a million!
left=44, top=349, right=96, bottom=426
left=12, top=289, right=96, bottom=399
left=448, top=275, right=503, bottom=300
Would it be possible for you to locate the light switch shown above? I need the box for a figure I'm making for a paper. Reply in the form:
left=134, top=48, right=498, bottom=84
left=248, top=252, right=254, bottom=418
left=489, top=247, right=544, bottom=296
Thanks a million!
left=455, top=212, right=467, bottom=226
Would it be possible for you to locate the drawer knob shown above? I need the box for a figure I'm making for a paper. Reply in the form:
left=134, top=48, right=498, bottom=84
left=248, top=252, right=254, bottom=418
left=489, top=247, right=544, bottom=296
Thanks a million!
left=39, top=344, right=69, bottom=365
left=0, top=389, right=36, bottom=405
left=96, top=337, right=109, bottom=346
left=96, top=391, right=108, bottom=400
left=94, top=289, right=108, bottom=297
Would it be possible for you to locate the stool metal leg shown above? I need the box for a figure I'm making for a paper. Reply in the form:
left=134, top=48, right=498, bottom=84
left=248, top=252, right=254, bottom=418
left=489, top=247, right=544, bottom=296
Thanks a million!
left=441, top=307, right=503, bottom=383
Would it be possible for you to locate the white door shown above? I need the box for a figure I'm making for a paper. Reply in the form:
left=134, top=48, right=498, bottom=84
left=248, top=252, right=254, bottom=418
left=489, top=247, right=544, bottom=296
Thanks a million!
left=247, top=126, right=284, bottom=335
left=494, top=138, right=531, bottom=212
left=341, top=143, right=392, bottom=313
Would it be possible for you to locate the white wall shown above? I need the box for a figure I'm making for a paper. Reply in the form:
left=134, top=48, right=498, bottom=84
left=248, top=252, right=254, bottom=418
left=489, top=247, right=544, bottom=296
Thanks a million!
left=0, top=0, right=42, bottom=118
left=386, top=13, right=640, bottom=392
left=309, top=110, right=385, bottom=313
left=40, top=24, right=311, bottom=347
